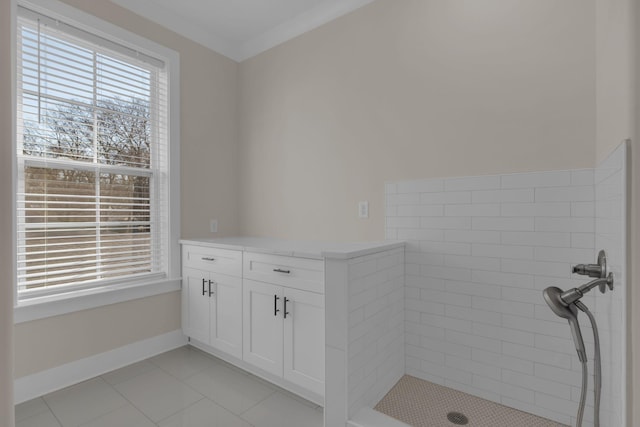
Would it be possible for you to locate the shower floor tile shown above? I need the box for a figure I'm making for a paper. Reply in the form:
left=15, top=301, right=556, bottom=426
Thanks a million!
left=374, top=375, right=567, bottom=427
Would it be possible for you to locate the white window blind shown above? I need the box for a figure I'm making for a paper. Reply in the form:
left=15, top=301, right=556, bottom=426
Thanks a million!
left=16, top=6, right=170, bottom=300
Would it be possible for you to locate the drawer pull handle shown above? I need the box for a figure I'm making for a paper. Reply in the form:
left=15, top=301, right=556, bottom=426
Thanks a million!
left=201, top=257, right=216, bottom=262
left=202, top=278, right=207, bottom=296
left=208, top=280, right=215, bottom=297
left=273, top=268, right=291, bottom=274
left=284, top=297, right=290, bottom=319
left=274, top=295, right=280, bottom=316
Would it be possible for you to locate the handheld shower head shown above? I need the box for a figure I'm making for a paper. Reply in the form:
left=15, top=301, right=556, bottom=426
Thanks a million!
left=543, top=286, right=587, bottom=363
left=545, top=251, right=613, bottom=427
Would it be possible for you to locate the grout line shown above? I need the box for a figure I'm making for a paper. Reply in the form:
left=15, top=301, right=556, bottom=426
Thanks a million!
left=152, top=397, right=206, bottom=425
left=30, top=398, right=63, bottom=427
left=96, top=377, right=158, bottom=427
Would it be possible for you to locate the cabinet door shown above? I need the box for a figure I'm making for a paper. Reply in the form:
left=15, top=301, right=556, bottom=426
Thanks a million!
left=183, top=267, right=210, bottom=344
left=283, top=288, right=325, bottom=396
left=210, top=273, right=242, bottom=359
left=243, top=279, right=283, bottom=377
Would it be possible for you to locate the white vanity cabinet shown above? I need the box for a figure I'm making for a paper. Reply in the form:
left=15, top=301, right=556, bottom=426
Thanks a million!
left=180, top=237, right=406, bottom=424
left=242, top=252, right=325, bottom=396
left=181, top=242, right=326, bottom=400
left=181, top=245, right=243, bottom=359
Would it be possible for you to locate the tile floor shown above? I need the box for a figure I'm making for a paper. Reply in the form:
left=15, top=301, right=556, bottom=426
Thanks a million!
left=374, top=375, right=566, bottom=427
left=15, top=346, right=324, bottom=427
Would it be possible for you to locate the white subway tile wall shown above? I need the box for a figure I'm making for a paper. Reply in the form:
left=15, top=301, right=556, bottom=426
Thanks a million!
left=386, top=162, right=626, bottom=426
left=594, top=143, right=627, bottom=427
left=347, top=248, right=405, bottom=418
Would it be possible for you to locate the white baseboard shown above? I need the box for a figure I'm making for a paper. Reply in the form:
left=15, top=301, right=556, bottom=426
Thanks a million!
left=14, top=329, right=187, bottom=404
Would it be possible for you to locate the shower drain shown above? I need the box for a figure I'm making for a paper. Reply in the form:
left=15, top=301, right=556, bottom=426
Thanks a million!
left=447, top=411, right=469, bottom=425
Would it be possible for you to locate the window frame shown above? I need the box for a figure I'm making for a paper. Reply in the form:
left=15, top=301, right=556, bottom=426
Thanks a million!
left=12, top=0, right=181, bottom=323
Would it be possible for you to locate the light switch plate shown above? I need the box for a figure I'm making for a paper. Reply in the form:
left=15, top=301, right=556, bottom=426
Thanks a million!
left=358, top=201, right=369, bottom=219
left=210, top=219, right=218, bottom=233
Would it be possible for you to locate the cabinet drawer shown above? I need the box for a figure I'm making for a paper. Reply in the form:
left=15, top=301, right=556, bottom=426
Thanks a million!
left=182, top=245, right=242, bottom=277
left=243, top=252, right=324, bottom=294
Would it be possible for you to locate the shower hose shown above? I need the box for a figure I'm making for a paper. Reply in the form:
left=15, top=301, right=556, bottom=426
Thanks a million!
left=575, top=301, right=601, bottom=427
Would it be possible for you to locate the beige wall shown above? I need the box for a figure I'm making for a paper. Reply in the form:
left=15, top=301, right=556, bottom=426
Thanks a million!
left=634, top=1, right=639, bottom=417
left=11, top=0, right=241, bottom=378
left=630, top=1, right=639, bottom=425
left=238, top=0, right=597, bottom=242
left=595, top=0, right=635, bottom=161
left=14, top=292, right=180, bottom=377
left=1, top=0, right=16, bottom=422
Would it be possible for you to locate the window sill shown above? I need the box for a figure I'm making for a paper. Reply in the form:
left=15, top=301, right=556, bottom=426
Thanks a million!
left=14, top=278, right=181, bottom=324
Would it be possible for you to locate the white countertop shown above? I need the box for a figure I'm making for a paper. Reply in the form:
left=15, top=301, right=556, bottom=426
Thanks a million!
left=179, top=237, right=404, bottom=260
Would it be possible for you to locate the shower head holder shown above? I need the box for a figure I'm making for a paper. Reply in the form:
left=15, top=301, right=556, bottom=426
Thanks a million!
left=572, top=250, right=609, bottom=288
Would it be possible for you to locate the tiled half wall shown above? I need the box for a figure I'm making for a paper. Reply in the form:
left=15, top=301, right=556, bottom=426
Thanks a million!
left=347, top=248, right=405, bottom=418
left=385, top=145, right=626, bottom=426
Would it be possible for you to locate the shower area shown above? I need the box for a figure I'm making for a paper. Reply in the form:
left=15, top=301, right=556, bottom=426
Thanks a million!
left=339, top=142, right=628, bottom=427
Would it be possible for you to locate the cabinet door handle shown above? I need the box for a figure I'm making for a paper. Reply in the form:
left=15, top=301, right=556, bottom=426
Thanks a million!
left=283, top=297, right=290, bottom=319
left=273, top=268, right=291, bottom=274
left=201, top=257, right=216, bottom=261
left=208, top=280, right=215, bottom=297
left=274, top=294, right=280, bottom=316
left=202, top=278, right=206, bottom=296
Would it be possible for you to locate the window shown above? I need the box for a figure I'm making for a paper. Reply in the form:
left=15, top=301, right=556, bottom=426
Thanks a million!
left=15, top=3, right=179, bottom=304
